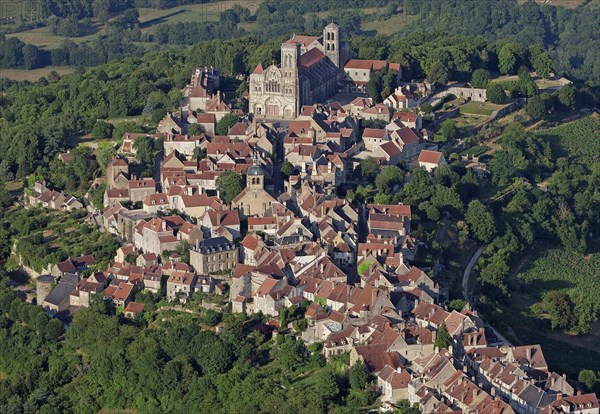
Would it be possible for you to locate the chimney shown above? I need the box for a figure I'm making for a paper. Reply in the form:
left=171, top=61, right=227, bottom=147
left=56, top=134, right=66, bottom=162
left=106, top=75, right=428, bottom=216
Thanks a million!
left=187, top=186, right=193, bottom=196
left=526, top=347, right=532, bottom=362
left=162, top=220, right=166, bottom=231
left=473, top=389, right=478, bottom=401
left=491, top=387, right=496, bottom=397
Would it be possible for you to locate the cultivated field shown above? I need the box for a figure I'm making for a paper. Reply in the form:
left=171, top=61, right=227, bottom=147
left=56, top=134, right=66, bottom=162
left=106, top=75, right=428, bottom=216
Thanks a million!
left=138, top=1, right=262, bottom=34
left=537, top=115, right=600, bottom=163
left=500, top=243, right=600, bottom=373
left=361, top=13, right=416, bottom=35
left=0, top=66, right=75, bottom=81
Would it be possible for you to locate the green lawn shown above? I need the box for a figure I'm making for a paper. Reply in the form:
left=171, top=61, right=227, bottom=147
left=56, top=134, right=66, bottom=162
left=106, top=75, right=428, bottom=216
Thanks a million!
left=459, top=101, right=505, bottom=116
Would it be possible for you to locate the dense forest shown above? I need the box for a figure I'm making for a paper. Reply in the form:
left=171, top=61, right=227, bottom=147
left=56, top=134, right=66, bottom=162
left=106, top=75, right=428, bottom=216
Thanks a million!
left=474, top=117, right=600, bottom=335
left=402, top=0, right=600, bottom=86
left=1, top=0, right=599, bottom=89
left=0, top=277, right=381, bottom=413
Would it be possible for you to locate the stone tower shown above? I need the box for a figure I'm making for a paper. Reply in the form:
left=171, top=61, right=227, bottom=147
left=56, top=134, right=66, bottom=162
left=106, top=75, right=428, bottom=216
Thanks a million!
left=323, top=22, right=340, bottom=68
left=280, top=41, right=301, bottom=116
left=36, top=275, right=55, bottom=305
left=246, top=156, right=265, bottom=191
left=281, top=40, right=301, bottom=70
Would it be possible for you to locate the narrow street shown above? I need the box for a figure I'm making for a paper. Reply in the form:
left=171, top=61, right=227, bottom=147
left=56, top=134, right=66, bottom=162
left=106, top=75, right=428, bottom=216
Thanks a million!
left=462, top=245, right=513, bottom=346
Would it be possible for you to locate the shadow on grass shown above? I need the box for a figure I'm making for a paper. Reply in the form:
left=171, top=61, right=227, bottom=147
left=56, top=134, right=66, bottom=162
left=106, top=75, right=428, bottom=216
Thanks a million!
left=140, top=9, right=186, bottom=29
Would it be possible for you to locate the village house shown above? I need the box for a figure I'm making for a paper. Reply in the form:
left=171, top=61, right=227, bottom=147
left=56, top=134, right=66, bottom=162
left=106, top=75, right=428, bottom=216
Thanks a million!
left=342, top=59, right=401, bottom=94
left=166, top=270, right=197, bottom=302
left=418, top=150, right=447, bottom=172
left=189, top=236, right=237, bottom=275
left=26, top=181, right=83, bottom=211
left=128, top=178, right=156, bottom=203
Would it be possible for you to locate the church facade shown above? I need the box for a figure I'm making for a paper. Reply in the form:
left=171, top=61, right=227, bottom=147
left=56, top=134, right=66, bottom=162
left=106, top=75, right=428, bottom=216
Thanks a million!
left=249, top=23, right=350, bottom=120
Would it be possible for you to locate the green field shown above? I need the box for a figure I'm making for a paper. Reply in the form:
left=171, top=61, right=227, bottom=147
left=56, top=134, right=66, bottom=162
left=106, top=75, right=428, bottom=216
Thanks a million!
left=4, top=0, right=258, bottom=48
left=0, top=66, right=75, bottom=81
left=6, top=21, right=105, bottom=49
left=497, top=243, right=600, bottom=374
left=361, top=13, right=416, bottom=35
left=138, top=1, right=260, bottom=34
left=459, top=101, right=506, bottom=116
left=535, top=115, right=600, bottom=164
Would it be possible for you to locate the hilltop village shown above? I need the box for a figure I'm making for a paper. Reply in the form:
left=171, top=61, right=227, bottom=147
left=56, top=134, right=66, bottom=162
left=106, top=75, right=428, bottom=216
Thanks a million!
left=21, top=24, right=598, bottom=414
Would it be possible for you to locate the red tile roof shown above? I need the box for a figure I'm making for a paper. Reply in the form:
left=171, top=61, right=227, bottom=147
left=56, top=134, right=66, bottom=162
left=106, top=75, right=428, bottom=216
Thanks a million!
left=124, top=301, right=145, bottom=314
left=418, top=150, right=443, bottom=164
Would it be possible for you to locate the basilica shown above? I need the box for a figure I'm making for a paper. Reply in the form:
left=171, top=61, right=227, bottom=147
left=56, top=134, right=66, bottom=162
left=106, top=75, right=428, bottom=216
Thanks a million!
left=249, top=23, right=350, bottom=119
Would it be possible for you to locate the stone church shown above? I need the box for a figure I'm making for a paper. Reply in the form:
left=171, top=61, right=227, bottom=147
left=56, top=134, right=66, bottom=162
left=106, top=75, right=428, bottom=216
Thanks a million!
left=249, top=23, right=350, bottom=119
left=231, top=160, right=277, bottom=218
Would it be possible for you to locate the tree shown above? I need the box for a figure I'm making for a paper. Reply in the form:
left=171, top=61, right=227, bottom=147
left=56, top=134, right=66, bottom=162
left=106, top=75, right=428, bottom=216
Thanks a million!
left=280, top=161, right=295, bottom=179
left=315, top=369, right=340, bottom=401
left=23, top=44, right=40, bottom=70
left=367, top=71, right=383, bottom=103
left=543, top=291, right=574, bottom=330
left=427, top=61, right=449, bottom=84
left=533, top=51, right=553, bottom=78
left=91, top=120, right=114, bottom=139
left=88, top=183, right=106, bottom=209
left=216, top=171, right=243, bottom=205
left=420, top=102, right=433, bottom=113
left=373, top=193, right=390, bottom=204
left=578, top=370, right=598, bottom=392
left=434, top=322, right=452, bottom=350
left=558, top=85, right=576, bottom=110
left=526, top=95, right=546, bottom=120
left=97, top=145, right=116, bottom=169
left=448, top=299, right=468, bottom=312
left=216, top=114, right=242, bottom=136
left=471, top=69, right=491, bottom=88
left=465, top=200, right=496, bottom=243
left=480, top=254, right=509, bottom=290
left=439, top=119, right=458, bottom=141
left=188, top=123, right=206, bottom=136
left=349, top=361, right=369, bottom=390
left=375, top=166, right=404, bottom=193
left=360, top=157, right=379, bottom=179
left=486, top=83, right=506, bottom=104
left=498, top=43, right=520, bottom=74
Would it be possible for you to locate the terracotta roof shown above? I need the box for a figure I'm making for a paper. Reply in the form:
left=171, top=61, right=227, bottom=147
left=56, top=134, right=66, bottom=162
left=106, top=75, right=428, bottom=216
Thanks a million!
left=129, top=179, right=156, bottom=189
left=345, top=59, right=388, bottom=70
left=106, top=188, right=129, bottom=199
left=287, top=34, right=320, bottom=47
left=241, top=234, right=260, bottom=250
left=363, top=128, right=386, bottom=139
left=380, top=141, right=401, bottom=157
left=300, top=48, right=326, bottom=68
left=393, top=127, right=420, bottom=145
left=418, top=150, right=443, bottom=164
left=124, top=301, right=145, bottom=314
left=196, top=112, right=216, bottom=123
left=256, top=278, right=279, bottom=297
left=252, top=63, right=264, bottom=75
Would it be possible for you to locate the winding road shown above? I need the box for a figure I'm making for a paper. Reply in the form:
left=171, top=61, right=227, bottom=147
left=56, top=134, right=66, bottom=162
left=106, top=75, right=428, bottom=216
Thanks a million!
left=462, top=245, right=513, bottom=346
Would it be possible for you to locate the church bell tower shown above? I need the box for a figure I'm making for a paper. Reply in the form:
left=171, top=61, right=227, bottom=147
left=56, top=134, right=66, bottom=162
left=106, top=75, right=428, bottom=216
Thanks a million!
left=323, top=23, right=340, bottom=68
